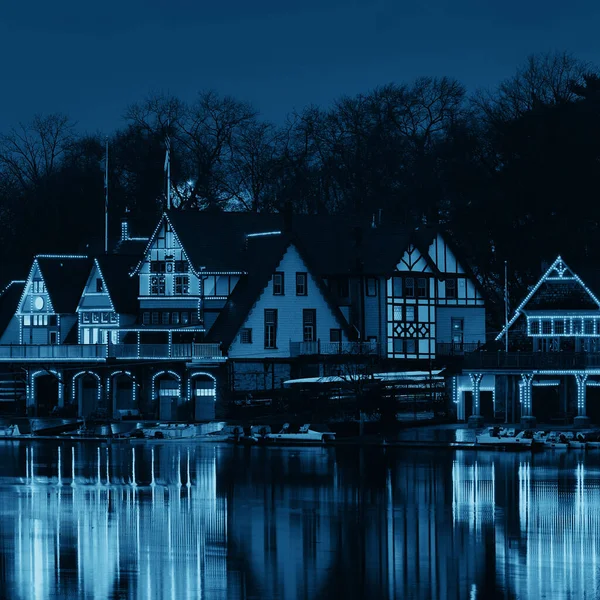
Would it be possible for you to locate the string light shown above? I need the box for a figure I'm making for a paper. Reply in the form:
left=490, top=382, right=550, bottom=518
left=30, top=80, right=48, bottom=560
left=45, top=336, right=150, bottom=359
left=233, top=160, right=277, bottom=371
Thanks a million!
left=520, top=373, right=534, bottom=414
left=575, top=373, right=588, bottom=415
left=71, top=371, right=102, bottom=404
left=106, top=371, right=137, bottom=405
left=246, top=231, right=282, bottom=238
left=496, top=256, right=600, bottom=342
left=187, top=372, right=217, bottom=403
left=30, top=369, right=64, bottom=404
left=151, top=370, right=181, bottom=401
left=0, top=280, right=26, bottom=297
left=469, top=373, right=483, bottom=415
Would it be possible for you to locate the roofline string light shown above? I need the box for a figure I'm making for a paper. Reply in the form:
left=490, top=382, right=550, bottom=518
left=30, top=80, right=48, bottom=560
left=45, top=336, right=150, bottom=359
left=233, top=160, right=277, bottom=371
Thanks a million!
left=496, top=255, right=600, bottom=342
left=246, top=231, right=282, bottom=238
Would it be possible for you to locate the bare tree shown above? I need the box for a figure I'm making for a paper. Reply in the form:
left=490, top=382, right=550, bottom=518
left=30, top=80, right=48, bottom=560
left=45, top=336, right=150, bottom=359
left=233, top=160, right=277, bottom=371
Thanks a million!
left=0, top=114, right=76, bottom=190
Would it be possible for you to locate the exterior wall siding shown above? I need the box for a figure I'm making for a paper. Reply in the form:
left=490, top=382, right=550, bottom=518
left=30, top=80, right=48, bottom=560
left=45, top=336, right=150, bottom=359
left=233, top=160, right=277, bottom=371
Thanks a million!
left=228, top=245, right=348, bottom=359
left=0, top=317, right=20, bottom=344
left=364, top=277, right=386, bottom=343
left=436, top=307, right=486, bottom=345
left=230, top=362, right=291, bottom=393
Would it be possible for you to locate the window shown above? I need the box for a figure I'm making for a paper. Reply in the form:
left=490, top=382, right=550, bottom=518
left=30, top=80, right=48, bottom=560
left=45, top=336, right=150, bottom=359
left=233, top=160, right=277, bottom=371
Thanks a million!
left=174, top=260, right=188, bottom=273
left=393, top=338, right=404, bottom=353
left=216, top=276, right=229, bottom=296
left=417, top=278, right=427, bottom=298
left=296, top=272, right=307, bottom=296
left=92, top=312, right=99, bottom=323
left=451, top=318, right=464, bottom=345
left=336, top=278, right=349, bottom=298
left=273, top=272, right=284, bottom=296
left=585, top=320, right=594, bottom=335
left=111, top=331, right=118, bottom=344
left=240, top=328, right=252, bottom=344
left=142, top=312, right=150, bottom=325
left=553, top=319, right=564, bottom=334
left=82, top=313, right=90, bottom=324
left=366, top=278, right=377, bottom=297
left=109, top=313, right=117, bottom=324
left=161, top=312, right=169, bottom=325
left=96, top=278, right=103, bottom=293
left=180, top=312, right=189, bottom=325
left=392, top=277, right=402, bottom=297
left=446, top=279, right=456, bottom=299
left=405, top=339, right=416, bottom=353
left=190, top=312, right=199, bottom=325
left=100, top=312, right=109, bottom=323
left=150, top=275, right=166, bottom=295
left=174, top=276, right=189, bottom=295
left=151, top=312, right=159, bottom=325
left=330, top=328, right=342, bottom=343
left=172, top=312, right=180, bottom=325
left=264, top=309, right=277, bottom=348
left=530, top=319, right=540, bottom=334
left=542, top=320, right=552, bottom=335
left=405, top=306, right=415, bottom=322
left=404, top=277, right=415, bottom=298
left=49, top=331, right=57, bottom=344
left=150, top=261, right=166, bottom=273
left=393, top=306, right=403, bottom=321
left=573, top=319, right=582, bottom=335
left=23, top=315, right=30, bottom=326
left=303, top=309, right=316, bottom=342
left=32, top=280, right=45, bottom=293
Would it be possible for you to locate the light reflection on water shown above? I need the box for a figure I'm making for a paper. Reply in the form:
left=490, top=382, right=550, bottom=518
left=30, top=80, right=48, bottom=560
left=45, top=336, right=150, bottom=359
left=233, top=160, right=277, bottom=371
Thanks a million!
left=2, top=443, right=600, bottom=598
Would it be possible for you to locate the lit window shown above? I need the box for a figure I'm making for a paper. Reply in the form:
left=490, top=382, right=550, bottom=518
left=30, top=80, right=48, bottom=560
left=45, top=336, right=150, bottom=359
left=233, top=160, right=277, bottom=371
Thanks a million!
left=174, top=276, right=189, bottom=295
left=23, top=315, right=30, bottom=326
left=273, top=272, right=284, bottom=296
left=393, top=306, right=402, bottom=321
left=240, top=328, right=252, bottom=344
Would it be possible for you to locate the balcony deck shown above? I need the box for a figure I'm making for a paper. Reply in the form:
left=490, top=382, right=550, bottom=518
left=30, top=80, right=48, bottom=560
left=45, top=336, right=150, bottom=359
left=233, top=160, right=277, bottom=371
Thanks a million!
left=463, top=351, right=600, bottom=371
left=290, top=341, right=380, bottom=358
left=0, top=343, right=224, bottom=362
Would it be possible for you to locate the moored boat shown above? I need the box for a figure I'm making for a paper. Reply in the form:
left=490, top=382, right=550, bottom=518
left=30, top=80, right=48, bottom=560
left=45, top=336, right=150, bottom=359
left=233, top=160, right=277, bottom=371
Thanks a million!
left=264, top=423, right=335, bottom=445
left=475, top=427, right=536, bottom=449
left=0, top=424, right=23, bottom=438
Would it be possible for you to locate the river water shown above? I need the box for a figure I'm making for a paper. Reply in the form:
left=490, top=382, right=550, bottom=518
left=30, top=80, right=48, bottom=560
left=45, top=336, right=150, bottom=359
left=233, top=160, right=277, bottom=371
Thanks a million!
left=0, top=441, right=598, bottom=599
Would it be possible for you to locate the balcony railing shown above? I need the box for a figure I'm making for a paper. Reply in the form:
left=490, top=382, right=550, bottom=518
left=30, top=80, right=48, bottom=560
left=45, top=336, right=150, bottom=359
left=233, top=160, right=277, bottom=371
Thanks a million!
left=0, top=343, right=224, bottom=362
left=290, top=340, right=380, bottom=358
left=464, top=351, right=600, bottom=370
left=436, top=342, right=484, bottom=356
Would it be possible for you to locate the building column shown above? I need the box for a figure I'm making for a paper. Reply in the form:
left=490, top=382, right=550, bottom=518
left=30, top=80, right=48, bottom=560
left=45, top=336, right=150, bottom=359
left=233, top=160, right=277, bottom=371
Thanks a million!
left=574, top=373, right=591, bottom=428
left=467, top=373, right=484, bottom=428
left=520, top=373, right=536, bottom=428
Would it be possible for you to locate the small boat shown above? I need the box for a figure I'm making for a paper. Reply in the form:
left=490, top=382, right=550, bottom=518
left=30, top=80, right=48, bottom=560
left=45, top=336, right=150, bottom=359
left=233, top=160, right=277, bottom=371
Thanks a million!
left=543, top=432, right=570, bottom=449
left=141, top=423, right=197, bottom=439
left=264, top=423, right=335, bottom=445
left=475, top=427, right=535, bottom=449
left=196, top=425, right=244, bottom=443
left=0, top=424, right=22, bottom=438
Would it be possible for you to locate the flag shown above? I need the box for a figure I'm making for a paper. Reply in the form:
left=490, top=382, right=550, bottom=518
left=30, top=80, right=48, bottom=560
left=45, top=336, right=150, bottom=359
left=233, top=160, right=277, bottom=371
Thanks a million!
left=164, top=132, right=171, bottom=173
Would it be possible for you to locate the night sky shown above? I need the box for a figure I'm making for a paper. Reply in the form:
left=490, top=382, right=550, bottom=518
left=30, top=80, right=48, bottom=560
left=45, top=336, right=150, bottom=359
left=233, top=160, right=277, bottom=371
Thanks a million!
left=1, top=0, right=599, bottom=134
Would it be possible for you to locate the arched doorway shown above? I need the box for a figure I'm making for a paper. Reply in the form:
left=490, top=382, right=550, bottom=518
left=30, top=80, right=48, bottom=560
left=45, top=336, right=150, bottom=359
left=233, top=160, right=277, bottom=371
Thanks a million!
left=188, top=373, right=216, bottom=421
left=152, top=371, right=181, bottom=421
left=72, top=372, right=103, bottom=418
left=31, top=370, right=62, bottom=417
left=531, top=381, right=561, bottom=424
left=109, top=371, right=137, bottom=418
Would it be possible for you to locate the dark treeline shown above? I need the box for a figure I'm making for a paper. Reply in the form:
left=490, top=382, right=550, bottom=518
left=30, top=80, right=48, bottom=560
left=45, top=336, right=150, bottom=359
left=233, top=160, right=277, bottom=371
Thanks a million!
left=1, top=50, right=600, bottom=316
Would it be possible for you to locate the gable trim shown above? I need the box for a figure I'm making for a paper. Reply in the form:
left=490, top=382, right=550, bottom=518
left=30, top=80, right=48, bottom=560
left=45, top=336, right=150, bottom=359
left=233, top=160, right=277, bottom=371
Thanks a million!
left=495, top=256, right=600, bottom=342
left=17, top=259, right=56, bottom=315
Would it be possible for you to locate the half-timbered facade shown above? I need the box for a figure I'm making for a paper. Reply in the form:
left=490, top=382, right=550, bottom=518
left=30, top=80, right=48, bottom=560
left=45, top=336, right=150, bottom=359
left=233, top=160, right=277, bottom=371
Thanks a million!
left=0, top=211, right=487, bottom=420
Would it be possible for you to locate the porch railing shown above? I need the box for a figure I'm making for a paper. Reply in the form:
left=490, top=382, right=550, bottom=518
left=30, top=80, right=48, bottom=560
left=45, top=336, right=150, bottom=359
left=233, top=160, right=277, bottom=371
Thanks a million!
left=107, top=343, right=223, bottom=360
left=289, top=340, right=380, bottom=357
left=0, top=345, right=106, bottom=360
left=436, top=342, right=484, bottom=356
left=464, top=351, right=600, bottom=370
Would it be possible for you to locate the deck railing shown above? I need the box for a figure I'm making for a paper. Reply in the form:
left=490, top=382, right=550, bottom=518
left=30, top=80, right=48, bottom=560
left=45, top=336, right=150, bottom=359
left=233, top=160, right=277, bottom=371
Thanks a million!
left=289, top=340, right=380, bottom=357
left=463, top=351, right=600, bottom=370
left=0, top=343, right=223, bottom=361
left=436, top=342, right=484, bottom=356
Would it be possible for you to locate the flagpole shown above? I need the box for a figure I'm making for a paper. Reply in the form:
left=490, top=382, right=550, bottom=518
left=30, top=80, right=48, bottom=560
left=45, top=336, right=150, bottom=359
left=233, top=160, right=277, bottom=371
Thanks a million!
left=165, top=122, right=171, bottom=210
left=104, top=137, right=109, bottom=254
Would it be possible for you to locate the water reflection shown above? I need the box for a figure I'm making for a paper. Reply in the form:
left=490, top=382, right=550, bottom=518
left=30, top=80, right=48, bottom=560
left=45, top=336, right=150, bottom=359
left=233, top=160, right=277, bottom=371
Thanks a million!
left=3, top=443, right=600, bottom=598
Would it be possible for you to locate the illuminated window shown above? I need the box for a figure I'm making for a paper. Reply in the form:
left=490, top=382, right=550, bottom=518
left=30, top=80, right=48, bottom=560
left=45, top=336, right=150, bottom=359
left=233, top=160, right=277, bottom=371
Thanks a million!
left=174, top=276, right=189, bottom=295
left=240, top=328, right=252, bottom=344
left=23, top=315, right=30, bottom=326
left=393, top=306, right=402, bottom=321
left=273, top=272, right=284, bottom=295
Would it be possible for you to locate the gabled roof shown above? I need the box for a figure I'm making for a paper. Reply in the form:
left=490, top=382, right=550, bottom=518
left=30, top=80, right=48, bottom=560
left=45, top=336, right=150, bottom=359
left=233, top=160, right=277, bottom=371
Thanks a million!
left=0, top=281, right=25, bottom=335
left=94, top=255, right=139, bottom=314
left=206, top=233, right=353, bottom=350
left=36, top=256, right=93, bottom=314
left=495, top=256, right=600, bottom=341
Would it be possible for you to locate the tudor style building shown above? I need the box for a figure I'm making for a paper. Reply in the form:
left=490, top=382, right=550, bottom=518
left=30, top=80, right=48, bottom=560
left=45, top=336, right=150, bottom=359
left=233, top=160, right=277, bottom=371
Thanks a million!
left=457, top=256, right=600, bottom=427
left=0, top=211, right=487, bottom=420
